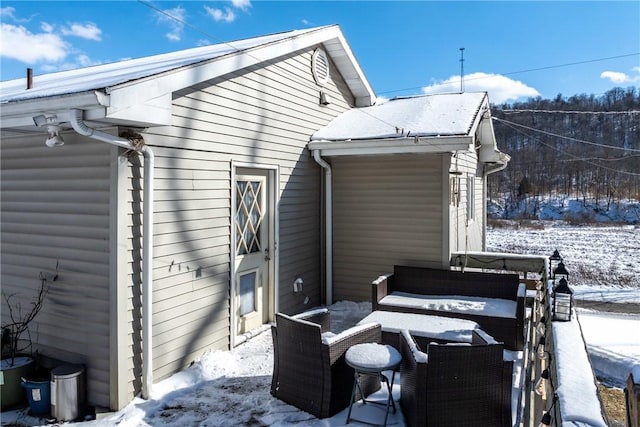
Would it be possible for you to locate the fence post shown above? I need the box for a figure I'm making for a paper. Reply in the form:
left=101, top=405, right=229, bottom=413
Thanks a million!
left=626, top=369, right=639, bottom=427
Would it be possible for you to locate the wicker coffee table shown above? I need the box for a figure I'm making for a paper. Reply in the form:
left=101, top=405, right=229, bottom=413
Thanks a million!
left=345, top=343, right=402, bottom=427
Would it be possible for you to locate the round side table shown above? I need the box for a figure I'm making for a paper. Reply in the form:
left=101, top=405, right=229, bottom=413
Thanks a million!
left=345, top=342, right=402, bottom=427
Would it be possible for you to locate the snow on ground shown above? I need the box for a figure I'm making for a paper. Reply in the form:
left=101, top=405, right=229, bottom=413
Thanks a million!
left=577, top=310, right=640, bottom=387
left=487, top=223, right=640, bottom=288
left=3, top=225, right=639, bottom=426
left=488, top=222, right=640, bottom=389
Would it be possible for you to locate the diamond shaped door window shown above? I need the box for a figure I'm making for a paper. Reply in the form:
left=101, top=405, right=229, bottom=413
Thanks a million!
left=235, top=180, right=263, bottom=255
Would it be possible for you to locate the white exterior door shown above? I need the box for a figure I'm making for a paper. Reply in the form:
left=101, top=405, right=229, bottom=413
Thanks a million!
left=233, top=168, right=272, bottom=336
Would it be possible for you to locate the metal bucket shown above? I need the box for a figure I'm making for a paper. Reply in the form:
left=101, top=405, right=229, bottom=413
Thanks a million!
left=51, top=364, right=85, bottom=421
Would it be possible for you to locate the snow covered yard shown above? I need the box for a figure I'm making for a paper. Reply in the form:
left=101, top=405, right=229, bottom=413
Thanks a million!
left=3, top=224, right=638, bottom=426
left=488, top=222, right=640, bottom=381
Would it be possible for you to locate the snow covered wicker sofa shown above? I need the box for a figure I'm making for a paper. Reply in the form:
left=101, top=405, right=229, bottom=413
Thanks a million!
left=270, top=308, right=382, bottom=419
left=399, top=329, right=513, bottom=427
left=372, top=265, right=525, bottom=350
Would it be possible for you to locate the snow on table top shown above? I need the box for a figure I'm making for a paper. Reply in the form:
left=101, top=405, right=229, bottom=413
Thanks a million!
left=345, top=343, right=402, bottom=370
left=358, top=310, right=480, bottom=343
left=552, top=318, right=608, bottom=427
left=381, top=291, right=517, bottom=318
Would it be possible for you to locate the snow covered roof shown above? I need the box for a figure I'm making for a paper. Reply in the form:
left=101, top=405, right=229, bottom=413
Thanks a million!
left=311, top=92, right=488, bottom=141
left=0, top=25, right=374, bottom=130
left=0, top=30, right=303, bottom=103
left=308, top=92, right=502, bottom=158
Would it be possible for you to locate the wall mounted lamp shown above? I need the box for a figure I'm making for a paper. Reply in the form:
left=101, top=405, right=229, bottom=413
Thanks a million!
left=319, top=91, right=330, bottom=105
left=553, top=278, right=573, bottom=321
left=45, top=125, right=65, bottom=147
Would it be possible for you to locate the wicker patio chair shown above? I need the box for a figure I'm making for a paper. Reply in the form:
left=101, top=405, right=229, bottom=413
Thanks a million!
left=271, top=308, right=382, bottom=419
left=399, top=329, right=511, bottom=427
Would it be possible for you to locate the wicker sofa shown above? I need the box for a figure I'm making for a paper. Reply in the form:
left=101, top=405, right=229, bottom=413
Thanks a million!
left=399, top=329, right=513, bottom=427
left=372, top=265, right=525, bottom=350
left=270, top=308, right=382, bottom=419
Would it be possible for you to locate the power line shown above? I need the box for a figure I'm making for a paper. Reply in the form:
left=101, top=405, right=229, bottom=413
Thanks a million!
left=139, top=0, right=213, bottom=39
left=492, top=116, right=640, bottom=153
left=136, top=0, right=454, bottom=149
left=501, top=109, right=640, bottom=115
left=138, top=0, right=639, bottom=157
left=495, top=119, right=640, bottom=177
left=377, top=52, right=640, bottom=96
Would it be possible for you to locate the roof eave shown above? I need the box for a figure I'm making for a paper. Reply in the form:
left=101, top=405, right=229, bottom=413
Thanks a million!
left=321, top=29, right=375, bottom=107
left=105, top=25, right=375, bottom=124
left=0, top=91, right=109, bottom=129
left=1, top=25, right=376, bottom=131
left=308, top=135, right=473, bottom=157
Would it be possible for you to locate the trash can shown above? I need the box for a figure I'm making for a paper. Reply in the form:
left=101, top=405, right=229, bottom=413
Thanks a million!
left=51, top=364, right=85, bottom=421
left=21, top=377, right=50, bottom=416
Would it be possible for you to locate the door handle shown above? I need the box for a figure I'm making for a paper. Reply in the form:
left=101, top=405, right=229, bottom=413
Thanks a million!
left=264, top=248, right=271, bottom=261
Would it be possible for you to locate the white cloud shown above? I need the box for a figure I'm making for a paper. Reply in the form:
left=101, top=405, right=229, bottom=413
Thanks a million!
left=205, top=6, right=236, bottom=23
left=204, top=1, right=250, bottom=24
left=600, top=70, right=640, bottom=84
left=0, top=22, right=69, bottom=63
left=61, top=22, right=102, bottom=41
left=40, top=21, right=54, bottom=33
left=231, top=0, right=251, bottom=11
left=422, top=72, right=540, bottom=104
left=1, top=6, right=16, bottom=19
left=1, top=6, right=33, bottom=23
left=302, top=19, right=314, bottom=26
left=156, top=6, right=185, bottom=41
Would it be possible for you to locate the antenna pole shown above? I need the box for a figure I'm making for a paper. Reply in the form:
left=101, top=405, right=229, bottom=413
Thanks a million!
left=459, top=47, right=465, bottom=93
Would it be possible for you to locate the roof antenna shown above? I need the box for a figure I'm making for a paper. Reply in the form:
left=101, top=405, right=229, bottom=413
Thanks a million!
left=459, top=48, right=465, bottom=93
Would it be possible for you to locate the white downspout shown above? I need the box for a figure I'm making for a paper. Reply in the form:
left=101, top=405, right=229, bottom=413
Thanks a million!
left=482, top=155, right=509, bottom=252
left=312, top=150, right=333, bottom=305
left=70, top=109, right=155, bottom=399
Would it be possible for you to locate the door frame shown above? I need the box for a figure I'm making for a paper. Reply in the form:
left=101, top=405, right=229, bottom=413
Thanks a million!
left=230, top=161, right=279, bottom=347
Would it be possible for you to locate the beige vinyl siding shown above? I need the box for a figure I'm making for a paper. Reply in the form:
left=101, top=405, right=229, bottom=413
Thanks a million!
left=448, top=149, right=484, bottom=253
left=1, top=133, right=113, bottom=407
left=332, top=154, right=445, bottom=302
left=133, top=47, right=353, bottom=386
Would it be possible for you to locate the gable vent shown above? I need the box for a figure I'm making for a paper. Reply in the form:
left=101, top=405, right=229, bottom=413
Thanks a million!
left=311, top=48, right=330, bottom=87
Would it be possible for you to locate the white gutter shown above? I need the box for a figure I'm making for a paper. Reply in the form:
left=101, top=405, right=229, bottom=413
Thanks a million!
left=70, top=109, right=155, bottom=399
left=308, top=135, right=472, bottom=157
left=312, top=150, right=333, bottom=305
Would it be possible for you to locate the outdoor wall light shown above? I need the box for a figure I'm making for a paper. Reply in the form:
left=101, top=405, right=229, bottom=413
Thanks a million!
left=549, top=249, right=562, bottom=278
left=553, top=278, right=574, bottom=321
left=319, top=91, right=330, bottom=105
left=550, top=249, right=562, bottom=261
left=553, top=261, right=569, bottom=282
left=45, top=125, right=65, bottom=147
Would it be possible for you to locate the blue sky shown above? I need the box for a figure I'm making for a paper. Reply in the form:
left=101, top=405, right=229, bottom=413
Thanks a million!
left=1, top=1, right=639, bottom=104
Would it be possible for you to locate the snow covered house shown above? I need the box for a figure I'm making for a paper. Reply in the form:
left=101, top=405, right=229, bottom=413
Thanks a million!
left=309, top=93, right=510, bottom=302
left=0, top=24, right=507, bottom=411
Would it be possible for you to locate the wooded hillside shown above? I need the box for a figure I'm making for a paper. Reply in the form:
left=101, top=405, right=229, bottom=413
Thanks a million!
left=488, top=87, right=640, bottom=214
